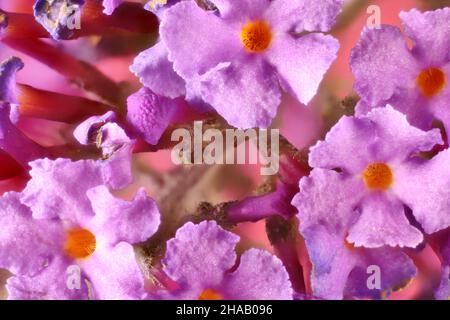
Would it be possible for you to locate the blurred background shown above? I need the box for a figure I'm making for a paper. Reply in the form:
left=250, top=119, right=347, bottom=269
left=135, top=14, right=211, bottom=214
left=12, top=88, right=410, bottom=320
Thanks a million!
left=1, top=0, right=449, bottom=299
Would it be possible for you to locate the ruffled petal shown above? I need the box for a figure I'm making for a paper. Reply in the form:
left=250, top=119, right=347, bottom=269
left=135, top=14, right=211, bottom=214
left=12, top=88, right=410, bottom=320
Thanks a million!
left=350, top=26, right=419, bottom=105
left=400, top=8, right=450, bottom=66
left=347, top=193, right=423, bottom=248
left=393, top=149, right=450, bottom=234
left=87, top=186, right=160, bottom=246
left=80, top=242, right=146, bottom=300
left=130, top=42, right=186, bottom=99
left=223, top=249, right=293, bottom=300
left=20, top=158, right=103, bottom=220
left=163, top=221, right=239, bottom=290
left=6, top=256, right=89, bottom=300
left=293, top=168, right=363, bottom=232
left=199, top=58, right=281, bottom=129
left=160, top=1, right=241, bottom=79
left=309, top=115, right=378, bottom=174
left=0, top=192, right=64, bottom=276
left=266, top=33, right=339, bottom=106
left=267, top=0, right=344, bottom=33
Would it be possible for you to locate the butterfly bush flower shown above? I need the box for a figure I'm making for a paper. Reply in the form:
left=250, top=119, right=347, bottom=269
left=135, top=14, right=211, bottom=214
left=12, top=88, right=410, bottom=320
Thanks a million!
left=1, top=156, right=160, bottom=299
left=292, top=169, right=417, bottom=299
left=135, top=0, right=342, bottom=129
left=0, top=181, right=160, bottom=299
left=73, top=111, right=135, bottom=188
left=296, top=106, right=450, bottom=249
left=351, top=8, right=450, bottom=133
left=152, top=221, right=293, bottom=300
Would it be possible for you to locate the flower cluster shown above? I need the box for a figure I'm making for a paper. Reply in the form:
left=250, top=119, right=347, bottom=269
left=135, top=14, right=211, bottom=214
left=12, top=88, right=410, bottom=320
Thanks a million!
left=0, top=0, right=449, bottom=301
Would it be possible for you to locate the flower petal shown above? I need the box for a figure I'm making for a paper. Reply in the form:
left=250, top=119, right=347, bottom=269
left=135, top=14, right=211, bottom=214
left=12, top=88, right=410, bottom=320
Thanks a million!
left=87, top=186, right=160, bottom=246
left=350, top=26, right=419, bottom=105
left=0, top=192, right=64, bottom=276
left=6, top=256, right=89, bottom=300
left=400, top=8, right=450, bottom=66
left=130, top=42, right=186, bottom=99
left=347, top=193, right=423, bottom=248
left=199, top=58, right=281, bottom=129
left=224, top=249, right=293, bottom=300
left=160, top=1, right=240, bottom=79
left=80, top=242, right=145, bottom=300
left=267, top=33, right=339, bottom=106
left=394, top=149, right=450, bottom=234
left=20, top=158, right=103, bottom=220
left=267, top=0, right=344, bottom=33
left=293, top=168, right=363, bottom=232
left=163, top=221, right=239, bottom=289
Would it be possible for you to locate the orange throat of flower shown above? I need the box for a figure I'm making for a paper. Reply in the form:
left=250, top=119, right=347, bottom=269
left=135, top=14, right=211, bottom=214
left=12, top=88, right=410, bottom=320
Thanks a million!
left=362, top=163, right=393, bottom=191
left=416, top=67, right=446, bottom=98
left=240, top=20, right=272, bottom=53
left=64, top=228, right=97, bottom=260
left=198, top=288, right=223, bottom=300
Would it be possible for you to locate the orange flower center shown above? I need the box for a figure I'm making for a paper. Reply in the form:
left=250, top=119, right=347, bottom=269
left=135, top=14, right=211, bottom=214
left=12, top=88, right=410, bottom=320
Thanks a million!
left=416, top=67, right=446, bottom=97
left=198, top=288, right=223, bottom=300
left=64, top=228, right=97, bottom=259
left=240, top=20, right=272, bottom=53
left=362, top=163, right=393, bottom=191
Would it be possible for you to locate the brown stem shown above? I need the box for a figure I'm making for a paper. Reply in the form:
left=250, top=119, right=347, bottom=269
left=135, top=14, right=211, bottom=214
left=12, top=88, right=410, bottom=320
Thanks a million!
left=2, top=37, right=123, bottom=106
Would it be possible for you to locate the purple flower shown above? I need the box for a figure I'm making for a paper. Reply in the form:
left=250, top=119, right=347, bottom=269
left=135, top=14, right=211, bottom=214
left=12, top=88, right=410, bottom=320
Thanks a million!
left=309, top=106, right=450, bottom=246
left=126, top=87, right=182, bottom=145
left=73, top=112, right=135, bottom=189
left=0, top=57, right=47, bottom=167
left=292, top=169, right=417, bottom=299
left=152, top=221, right=293, bottom=300
left=137, top=0, right=341, bottom=129
left=0, top=185, right=160, bottom=299
left=350, top=8, right=450, bottom=133
left=102, top=0, right=123, bottom=15
left=34, top=0, right=85, bottom=40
